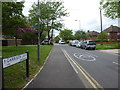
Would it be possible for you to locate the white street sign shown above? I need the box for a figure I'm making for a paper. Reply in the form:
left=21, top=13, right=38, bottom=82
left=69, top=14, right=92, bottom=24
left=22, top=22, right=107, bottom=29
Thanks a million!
left=3, top=53, right=27, bottom=68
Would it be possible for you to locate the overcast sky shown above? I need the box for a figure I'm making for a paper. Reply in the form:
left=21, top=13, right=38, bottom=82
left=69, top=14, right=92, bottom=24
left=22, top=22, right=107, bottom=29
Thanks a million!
left=19, top=0, right=118, bottom=36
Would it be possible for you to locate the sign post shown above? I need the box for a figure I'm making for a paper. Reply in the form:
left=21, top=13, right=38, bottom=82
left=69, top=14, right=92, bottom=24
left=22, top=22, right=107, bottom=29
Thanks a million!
left=0, top=57, right=2, bottom=89
left=26, top=51, right=29, bottom=77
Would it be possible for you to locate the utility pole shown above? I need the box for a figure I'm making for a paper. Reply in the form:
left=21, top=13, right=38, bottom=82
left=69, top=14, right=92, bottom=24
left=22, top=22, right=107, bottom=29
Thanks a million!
left=38, top=0, right=40, bottom=60
left=100, top=8, right=103, bottom=45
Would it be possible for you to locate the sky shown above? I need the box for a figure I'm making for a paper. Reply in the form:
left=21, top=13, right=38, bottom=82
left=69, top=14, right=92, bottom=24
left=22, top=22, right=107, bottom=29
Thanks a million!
left=18, top=0, right=118, bottom=36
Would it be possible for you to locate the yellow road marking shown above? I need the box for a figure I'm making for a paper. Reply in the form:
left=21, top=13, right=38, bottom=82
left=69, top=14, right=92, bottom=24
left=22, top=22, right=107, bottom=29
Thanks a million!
left=61, top=48, right=104, bottom=90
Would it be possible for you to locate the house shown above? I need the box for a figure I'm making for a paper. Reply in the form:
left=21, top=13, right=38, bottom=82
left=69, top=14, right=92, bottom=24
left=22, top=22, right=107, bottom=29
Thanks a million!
left=86, top=30, right=99, bottom=40
left=103, top=25, right=120, bottom=41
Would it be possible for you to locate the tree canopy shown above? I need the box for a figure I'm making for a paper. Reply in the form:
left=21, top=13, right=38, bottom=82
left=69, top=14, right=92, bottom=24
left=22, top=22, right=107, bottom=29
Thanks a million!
left=74, top=30, right=91, bottom=40
left=59, top=29, right=74, bottom=42
left=97, top=32, right=109, bottom=41
left=2, top=1, right=28, bottom=38
left=100, top=0, right=120, bottom=19
left=29, top=0, right=68, bottom=42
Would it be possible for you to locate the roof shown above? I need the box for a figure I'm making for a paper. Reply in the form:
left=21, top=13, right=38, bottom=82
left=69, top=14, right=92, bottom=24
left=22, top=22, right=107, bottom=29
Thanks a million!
left=103, top=25, right=120, bottom=33
left=86, top=30, right=99, bottom=36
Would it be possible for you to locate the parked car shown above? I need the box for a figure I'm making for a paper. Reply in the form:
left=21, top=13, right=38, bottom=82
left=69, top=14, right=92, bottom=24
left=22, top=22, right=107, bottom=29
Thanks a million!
left=59, top=40, right=66, bottom=44
left=41, top=40, right=49, bottom=45
left=69, top=40, right=73, bottom=46
left=80, top=40, right=96, bottom=50
left=71, top=40, right=79, bottom=46
left=76, top=41, right=82, bottom=48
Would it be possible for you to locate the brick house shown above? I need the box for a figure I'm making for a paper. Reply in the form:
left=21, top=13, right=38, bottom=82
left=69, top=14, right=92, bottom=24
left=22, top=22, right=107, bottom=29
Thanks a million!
left=103, top=25, right=120, bottom=41
left=86, top=30, right=99, bottom=40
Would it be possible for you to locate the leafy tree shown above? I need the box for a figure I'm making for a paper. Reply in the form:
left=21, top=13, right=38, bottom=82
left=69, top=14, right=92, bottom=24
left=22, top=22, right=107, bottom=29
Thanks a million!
left=74, top=30, right=91, bottom=40
left=97, top=32, right=109, bottom=41
left=59, top=29, right=74, bottom=42
left=18, top=28, right=37, bottom=44
left=100, top=0, right=120, bottom=19
left=29, top=0, right=68, bottom=44
left=54, top=35, right=60, bottom=43
left=2, top=1, right=27, bottom=38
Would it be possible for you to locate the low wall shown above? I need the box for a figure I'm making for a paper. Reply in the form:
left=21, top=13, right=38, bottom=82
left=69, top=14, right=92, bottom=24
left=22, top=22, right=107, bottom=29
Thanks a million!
left=0, top=39, right=22, bottom=46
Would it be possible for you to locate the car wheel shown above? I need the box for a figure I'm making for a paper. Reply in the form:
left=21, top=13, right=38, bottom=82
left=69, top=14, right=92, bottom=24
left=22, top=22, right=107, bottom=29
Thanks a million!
left=85, top=47, right=88, bottom=50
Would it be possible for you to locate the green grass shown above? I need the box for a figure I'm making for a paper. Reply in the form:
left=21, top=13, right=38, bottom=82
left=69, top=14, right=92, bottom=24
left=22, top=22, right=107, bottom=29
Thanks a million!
left=96, top=43, right=120, bottom=49
left=2, top=45, right=53, bottom=88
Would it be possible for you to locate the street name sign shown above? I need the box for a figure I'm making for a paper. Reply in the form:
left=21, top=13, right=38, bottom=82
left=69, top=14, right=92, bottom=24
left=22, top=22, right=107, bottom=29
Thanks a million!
left=3, top=53, right=27, bottom=68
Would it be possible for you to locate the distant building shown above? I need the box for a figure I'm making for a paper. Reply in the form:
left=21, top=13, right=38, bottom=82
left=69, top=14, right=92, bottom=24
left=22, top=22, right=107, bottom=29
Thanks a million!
left=103, top=25, right=120, bottom=41
left=86, top=30, right=99, bottom=40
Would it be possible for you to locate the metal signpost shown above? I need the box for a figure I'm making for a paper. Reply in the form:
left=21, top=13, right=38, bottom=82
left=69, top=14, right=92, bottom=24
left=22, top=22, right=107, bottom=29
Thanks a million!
left=0, top=57, right=2, bottom=89
left=38, top=0, right=41, bottom=60
left=1, top=51, right=29, bottom=89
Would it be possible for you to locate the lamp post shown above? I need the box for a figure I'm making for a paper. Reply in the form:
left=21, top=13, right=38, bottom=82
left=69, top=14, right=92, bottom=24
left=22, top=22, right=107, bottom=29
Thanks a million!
left=38, top=0, right=40, bottom=60
left=75, top=20, right=81, bottom=30
left=100, top=7, right=103, bottom=44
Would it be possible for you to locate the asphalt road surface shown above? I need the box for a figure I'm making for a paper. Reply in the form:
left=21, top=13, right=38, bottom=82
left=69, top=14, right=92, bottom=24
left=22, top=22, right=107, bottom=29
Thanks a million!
left=25, top=45, right=85, bottom=88
left=25, top=44, right=119, bottom=89
left=60, top=44, right=119, bottom=89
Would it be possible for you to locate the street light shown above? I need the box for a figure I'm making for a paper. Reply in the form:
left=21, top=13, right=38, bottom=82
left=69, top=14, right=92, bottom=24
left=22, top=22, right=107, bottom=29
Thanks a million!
left=75, top=20, right=81, bottom=30
left=38, top=0, right=40, bottom=60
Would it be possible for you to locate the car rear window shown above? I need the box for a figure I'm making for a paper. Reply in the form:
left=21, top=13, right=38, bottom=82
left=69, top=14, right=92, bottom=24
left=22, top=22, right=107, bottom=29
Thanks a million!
left=89, top=41, right=96, bottom=44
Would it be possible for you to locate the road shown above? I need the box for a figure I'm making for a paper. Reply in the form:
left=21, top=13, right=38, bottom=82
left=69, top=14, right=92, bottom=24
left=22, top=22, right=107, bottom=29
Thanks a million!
left=25, top=44, right=119, bottom=89
left=60, top=44, right=119, bottom=89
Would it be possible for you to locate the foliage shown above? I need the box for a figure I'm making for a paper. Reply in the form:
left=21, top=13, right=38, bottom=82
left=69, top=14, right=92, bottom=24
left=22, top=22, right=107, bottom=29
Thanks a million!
left=100, top=0, right=120, bottom=19
left=2, top=1, right=28, bottom=38
left=29, top=0, right=68, bottom=42
left=97, top=32, right=109, bottom=41
left=59, top=29, right=74, bottom=42
left=74, top=30, right=91, bottom=40
left=54, top=35, right=60, bottom=43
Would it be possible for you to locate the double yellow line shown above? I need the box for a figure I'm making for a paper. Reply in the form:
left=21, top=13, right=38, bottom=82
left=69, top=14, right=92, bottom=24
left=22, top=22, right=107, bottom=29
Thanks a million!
left=61, top=48, right=104, bottom=90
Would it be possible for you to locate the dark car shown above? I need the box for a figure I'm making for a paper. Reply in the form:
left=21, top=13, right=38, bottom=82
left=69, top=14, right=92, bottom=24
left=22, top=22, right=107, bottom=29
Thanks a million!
left=80, top=40, right=96, bottom=50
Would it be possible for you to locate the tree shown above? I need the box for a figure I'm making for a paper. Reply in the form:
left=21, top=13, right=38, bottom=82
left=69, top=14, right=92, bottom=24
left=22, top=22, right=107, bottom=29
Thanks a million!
left=100, top=0, right=120, bottom=19
left=54, top=35, right=60, bottom=43
left=59, top=29, right=74, bottom=42
left=2, top=1, right=27, bottom=38
left=18, top=28, right=37, bottom=44
left=97, top=32, right=109, bottom=41
left=74, top=30, right=91, bottom=40
left=29, top=0, right=68, bottom=44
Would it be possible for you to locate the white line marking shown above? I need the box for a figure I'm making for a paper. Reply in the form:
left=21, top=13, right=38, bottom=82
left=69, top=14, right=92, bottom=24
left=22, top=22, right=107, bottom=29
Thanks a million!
left=74, top=53, right=96, bottom=61
left=61, top=49, right=78, bottom=74
left=85, top=52, right=98, bottom=57
left=22, top=48, right=53, bottom=90
left=113, top=62, right=119, bottom=65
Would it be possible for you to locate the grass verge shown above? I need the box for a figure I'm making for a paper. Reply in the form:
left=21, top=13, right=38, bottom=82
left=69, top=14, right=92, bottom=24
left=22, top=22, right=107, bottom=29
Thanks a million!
left=2, top=45, right=53, bottom=88
left=96, top=43, right=120, bottom=49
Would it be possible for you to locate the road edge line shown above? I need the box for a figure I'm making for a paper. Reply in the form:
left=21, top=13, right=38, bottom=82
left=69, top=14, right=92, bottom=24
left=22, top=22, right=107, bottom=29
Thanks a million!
left=62, top=48, right=104, bottom=90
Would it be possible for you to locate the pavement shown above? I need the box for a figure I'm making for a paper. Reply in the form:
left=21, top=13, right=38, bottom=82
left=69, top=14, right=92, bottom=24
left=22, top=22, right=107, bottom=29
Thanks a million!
left=98, top=49, right=120, bottom=56
left=25, top=45, right=85, bottom=88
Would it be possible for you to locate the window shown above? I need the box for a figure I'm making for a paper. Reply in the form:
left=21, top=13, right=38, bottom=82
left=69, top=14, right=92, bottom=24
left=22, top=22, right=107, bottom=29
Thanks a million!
left=117, top=33, right=120, bottom=35
left=117, top=39, right=120, bottom=41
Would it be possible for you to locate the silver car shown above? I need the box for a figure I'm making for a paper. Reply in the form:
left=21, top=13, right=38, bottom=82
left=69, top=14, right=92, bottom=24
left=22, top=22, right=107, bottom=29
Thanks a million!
left=81, top=40, right=96, bottom=50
